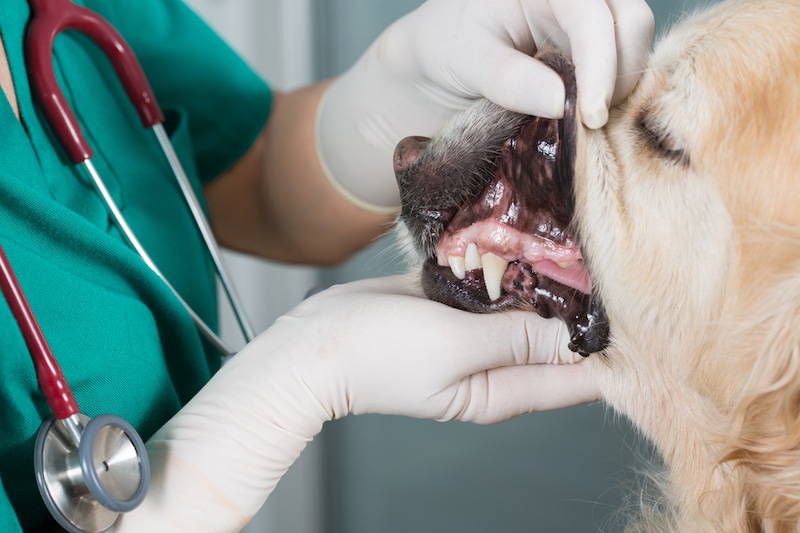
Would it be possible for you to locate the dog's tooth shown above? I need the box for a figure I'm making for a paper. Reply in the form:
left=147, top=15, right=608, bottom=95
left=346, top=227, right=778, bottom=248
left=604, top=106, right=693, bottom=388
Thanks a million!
left=557, top=260, right=576, bottom=269
left=464, top=243, right=482, bottom=271
left=481, top=252, right=508, bottom=301
left=448, top=255, right=466, bottom=280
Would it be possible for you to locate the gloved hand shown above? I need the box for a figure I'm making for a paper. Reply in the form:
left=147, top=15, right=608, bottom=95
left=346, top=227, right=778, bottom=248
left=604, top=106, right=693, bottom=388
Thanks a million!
left=316, top=0, right=654, bottom=211
left=113, top=274, right=599, bottom=531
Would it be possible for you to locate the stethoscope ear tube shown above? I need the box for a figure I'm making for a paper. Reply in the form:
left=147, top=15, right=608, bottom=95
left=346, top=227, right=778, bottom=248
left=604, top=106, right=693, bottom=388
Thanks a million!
left=26, top=0, right=164, bottom=164
left=26, top=0, right=255, bottom=352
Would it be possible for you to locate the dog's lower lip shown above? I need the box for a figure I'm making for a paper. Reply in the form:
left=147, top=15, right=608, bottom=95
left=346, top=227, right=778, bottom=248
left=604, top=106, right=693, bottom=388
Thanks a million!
left=422, top=257, right=607, bottom=356
left=421, top=258, right=602, bottom=351
left=421, top=260, right=525, bottom=312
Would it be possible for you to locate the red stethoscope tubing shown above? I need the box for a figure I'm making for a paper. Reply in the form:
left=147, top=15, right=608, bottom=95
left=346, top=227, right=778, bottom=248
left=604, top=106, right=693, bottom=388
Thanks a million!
left=24, top=0, right=255, bottom=352
left=26, top=0, right=162, bottom=164
left=0, top=245, right=78, bottom=420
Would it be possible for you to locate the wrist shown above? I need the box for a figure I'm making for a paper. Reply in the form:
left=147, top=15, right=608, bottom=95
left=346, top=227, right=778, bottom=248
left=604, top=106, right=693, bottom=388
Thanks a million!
left=314, top=83, right=401, bottom=214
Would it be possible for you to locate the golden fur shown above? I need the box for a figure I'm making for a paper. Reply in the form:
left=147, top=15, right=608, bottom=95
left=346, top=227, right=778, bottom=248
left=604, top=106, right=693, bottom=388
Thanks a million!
left=575, top=1, right=800, bottom=530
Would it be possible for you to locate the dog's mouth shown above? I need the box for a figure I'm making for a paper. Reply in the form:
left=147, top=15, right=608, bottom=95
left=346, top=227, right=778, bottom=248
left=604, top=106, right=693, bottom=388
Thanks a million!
left=394, top=50, right=608, bottom=356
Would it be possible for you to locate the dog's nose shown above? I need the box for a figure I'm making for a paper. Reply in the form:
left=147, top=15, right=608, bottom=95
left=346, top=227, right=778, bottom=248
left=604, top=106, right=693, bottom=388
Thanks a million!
left=393, top=135, right=430, bottom=178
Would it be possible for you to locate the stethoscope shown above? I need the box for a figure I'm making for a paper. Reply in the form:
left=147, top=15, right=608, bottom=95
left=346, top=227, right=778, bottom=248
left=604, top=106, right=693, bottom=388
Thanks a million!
left=1, top=0, right=259, bottom=531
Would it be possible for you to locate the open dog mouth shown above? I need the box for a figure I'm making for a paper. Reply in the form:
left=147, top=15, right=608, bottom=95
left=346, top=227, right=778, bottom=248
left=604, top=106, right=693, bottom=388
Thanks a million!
left=394, top=50, right=608, bottom=356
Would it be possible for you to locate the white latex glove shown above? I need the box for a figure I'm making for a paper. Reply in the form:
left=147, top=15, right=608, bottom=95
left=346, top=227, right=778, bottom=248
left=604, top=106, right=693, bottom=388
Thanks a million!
left=317, top=0, right=654, bottom=211
left=113, top=274, right=598, bottom=532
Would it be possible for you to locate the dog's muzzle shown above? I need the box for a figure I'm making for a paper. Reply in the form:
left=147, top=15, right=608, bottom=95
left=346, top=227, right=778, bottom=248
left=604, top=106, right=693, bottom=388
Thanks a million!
left=394, top=50, right=609, bottom=356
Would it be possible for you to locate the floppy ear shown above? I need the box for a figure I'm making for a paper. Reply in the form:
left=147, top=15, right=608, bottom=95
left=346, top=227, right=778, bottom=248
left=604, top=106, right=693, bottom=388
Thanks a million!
left=721, top=249, right=800, bottom=527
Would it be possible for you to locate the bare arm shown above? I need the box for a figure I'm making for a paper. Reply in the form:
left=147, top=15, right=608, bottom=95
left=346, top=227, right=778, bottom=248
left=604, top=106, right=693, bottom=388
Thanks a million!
left=203, top=0, right=654, bottom=267
left=203, top=81, right=397, bottom=266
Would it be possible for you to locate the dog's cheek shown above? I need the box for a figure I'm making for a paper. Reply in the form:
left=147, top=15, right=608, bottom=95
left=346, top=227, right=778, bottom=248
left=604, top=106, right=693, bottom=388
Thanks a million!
left=573, top=128, right=623, bottom=304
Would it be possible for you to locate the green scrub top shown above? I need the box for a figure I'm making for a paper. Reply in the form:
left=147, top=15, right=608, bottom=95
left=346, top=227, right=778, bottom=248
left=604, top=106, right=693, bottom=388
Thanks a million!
left=0, top=0, right=272, bottom=530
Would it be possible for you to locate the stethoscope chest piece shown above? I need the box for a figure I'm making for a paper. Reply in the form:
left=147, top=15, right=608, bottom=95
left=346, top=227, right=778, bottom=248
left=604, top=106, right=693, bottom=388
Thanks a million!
left=34, top=413, right=150, bottom=533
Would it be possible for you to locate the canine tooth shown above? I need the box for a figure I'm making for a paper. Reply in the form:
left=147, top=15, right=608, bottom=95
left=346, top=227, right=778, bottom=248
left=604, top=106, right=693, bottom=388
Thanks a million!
left=448, top=255, right=466, bottom=280
left=557, top=260, right=576, bottom=269
left=464, top=243, right=482, bottom=271
left=481, top=252, right=509, bottom=301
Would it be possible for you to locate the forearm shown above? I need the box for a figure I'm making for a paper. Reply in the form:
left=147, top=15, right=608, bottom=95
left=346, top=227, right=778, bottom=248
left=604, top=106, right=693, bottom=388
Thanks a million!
left=112, top=337, right=330, bottom=532
left=204, top=81, right=396, bottom=266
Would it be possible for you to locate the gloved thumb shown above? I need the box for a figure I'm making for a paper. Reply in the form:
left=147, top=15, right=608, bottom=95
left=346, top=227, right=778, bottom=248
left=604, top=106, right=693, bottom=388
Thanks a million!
left=432, top=313, right=600, bottom=424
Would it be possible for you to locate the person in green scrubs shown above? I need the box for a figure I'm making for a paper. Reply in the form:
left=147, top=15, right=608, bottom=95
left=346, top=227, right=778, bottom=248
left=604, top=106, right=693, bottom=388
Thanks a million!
left=0, top=0, right=654, bottom=530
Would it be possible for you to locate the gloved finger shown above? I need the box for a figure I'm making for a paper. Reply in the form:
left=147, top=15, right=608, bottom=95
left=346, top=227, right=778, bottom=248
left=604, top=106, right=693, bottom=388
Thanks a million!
left=428, top=309, right=581, bottom=381
left=549, top=0, right=617, bottom=129
left=607, top=0, right=655, bottom=104
left=464, top=44, right=567, bottom=119
left=443, top=361, right=601, bottom=424
left=308, top=275, right=575, bottom=365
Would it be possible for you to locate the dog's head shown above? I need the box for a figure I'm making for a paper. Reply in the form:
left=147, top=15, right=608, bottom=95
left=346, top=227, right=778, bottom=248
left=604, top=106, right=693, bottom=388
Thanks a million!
left=395, top=0, right=800, bottom=528
left=394, top=49, right=607, bottom=357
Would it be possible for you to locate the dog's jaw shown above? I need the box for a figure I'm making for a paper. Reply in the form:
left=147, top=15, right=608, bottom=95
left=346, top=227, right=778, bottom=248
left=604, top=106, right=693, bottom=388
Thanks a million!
left=395, top=49, right=609, bottom=356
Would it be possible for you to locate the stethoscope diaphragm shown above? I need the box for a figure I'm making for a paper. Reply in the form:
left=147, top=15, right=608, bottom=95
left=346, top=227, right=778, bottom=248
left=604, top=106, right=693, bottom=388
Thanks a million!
left=34, top=413, right=150, bottom=533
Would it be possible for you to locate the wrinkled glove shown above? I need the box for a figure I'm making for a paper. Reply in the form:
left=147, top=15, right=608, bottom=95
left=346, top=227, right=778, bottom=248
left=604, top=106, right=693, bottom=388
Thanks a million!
left=317, top=0, right=654, bottom=210
left=113, top=274, right=598, bottom=531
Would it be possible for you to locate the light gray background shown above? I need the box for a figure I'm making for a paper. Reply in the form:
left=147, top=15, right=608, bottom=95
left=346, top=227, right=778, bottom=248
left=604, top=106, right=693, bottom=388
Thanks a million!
left=312, top=1, right=720, bottom=532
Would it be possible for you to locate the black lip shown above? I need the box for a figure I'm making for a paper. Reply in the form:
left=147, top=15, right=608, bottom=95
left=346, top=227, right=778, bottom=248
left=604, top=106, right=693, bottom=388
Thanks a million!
left=537, top=49, right=609, bottom=356
left=422, top=259, right=608, bottom=357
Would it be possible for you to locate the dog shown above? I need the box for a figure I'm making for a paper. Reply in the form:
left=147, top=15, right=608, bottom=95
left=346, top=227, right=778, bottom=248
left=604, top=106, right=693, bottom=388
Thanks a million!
left=394, top=0, right=800, bottom=531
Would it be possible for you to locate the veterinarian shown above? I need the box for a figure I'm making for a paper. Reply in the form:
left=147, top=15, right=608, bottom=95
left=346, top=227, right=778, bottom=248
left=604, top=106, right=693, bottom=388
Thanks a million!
left=0, top=0, right=654, bottom=531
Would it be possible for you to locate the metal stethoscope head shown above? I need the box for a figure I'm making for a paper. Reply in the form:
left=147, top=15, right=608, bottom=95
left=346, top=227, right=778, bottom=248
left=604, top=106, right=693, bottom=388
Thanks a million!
left=0, top=245, right=150, bottom=533
left=34, top=415, right=149, bottom=533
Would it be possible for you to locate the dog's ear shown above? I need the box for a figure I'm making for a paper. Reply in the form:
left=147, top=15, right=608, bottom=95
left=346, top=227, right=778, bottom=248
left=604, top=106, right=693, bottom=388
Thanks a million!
left=721, top=243, right=800, bottom=526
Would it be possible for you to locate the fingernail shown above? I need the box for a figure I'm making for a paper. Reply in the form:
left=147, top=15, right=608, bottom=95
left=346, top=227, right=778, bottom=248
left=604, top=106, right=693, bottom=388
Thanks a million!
left=581, top=100, right=609, bottom=130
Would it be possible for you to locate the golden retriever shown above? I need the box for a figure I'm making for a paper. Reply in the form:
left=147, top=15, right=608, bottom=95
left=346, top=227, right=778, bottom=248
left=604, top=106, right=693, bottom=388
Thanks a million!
left=394, top=0, right=800, bottom=530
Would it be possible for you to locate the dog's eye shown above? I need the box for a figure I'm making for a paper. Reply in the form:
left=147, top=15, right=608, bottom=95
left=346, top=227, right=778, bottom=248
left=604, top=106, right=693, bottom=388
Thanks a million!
left=639, top=110, right=689, bottom=165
